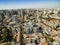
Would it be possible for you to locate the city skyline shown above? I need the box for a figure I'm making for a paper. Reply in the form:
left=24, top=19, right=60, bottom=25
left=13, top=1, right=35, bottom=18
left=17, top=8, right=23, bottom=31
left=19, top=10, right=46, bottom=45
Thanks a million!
left=0, top=0, right=60, bottom=9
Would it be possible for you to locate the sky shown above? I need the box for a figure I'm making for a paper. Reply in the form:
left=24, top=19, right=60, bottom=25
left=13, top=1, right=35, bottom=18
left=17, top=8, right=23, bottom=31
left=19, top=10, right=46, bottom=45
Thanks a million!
left=0, top=0, right=60, bottom=9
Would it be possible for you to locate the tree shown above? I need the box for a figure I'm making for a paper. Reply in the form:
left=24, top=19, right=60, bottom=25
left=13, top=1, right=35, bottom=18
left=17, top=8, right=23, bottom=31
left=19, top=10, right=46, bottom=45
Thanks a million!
left=0, top=13, right=5, bottom=43
left=20, top=25, right=25, bottom=45
left=0, top=13, right=12, bottom=43
left=2, top=27, right=12, bottom=42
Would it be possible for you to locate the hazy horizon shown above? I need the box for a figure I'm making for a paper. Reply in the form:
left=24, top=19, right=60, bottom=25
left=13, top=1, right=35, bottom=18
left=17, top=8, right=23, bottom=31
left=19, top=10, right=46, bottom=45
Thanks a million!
left=0, top=0, right=60, bottom=10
